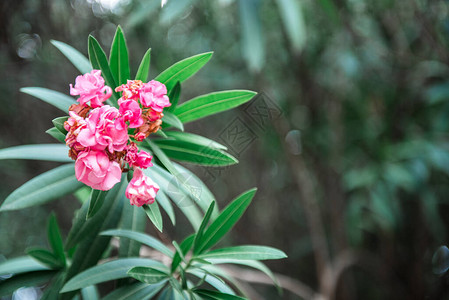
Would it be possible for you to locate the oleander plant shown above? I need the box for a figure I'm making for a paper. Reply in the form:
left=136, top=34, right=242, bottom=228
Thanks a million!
left=0, top=26, right=286, bottom=299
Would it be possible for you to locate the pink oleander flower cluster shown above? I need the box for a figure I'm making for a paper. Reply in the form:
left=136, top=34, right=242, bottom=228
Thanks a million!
left=64, top=70, right=170, bottom=206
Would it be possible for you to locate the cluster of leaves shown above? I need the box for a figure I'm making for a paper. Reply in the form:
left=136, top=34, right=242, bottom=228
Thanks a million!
left=0, top=26, right=286, bottom=299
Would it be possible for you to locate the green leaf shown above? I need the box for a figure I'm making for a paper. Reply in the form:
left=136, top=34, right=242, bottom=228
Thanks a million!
left=74, top=186, right=91, bottom=203
left=171, top=234, right=195, bottom=273
left=40, top=272, right=66, bottom=300
left=81, top=286, right=100, bottom=300
left=155, top=52, right=213, bottom=92
left=135, top=48, right=151, bottom=82
left=64, top=178, right=125, bottom=249
left=0, top=144, right=71, bottom=162
left=87, top=189, right=106, bottom=219
left=193, top=202, right=215, bottom=255
left=0, top=271, right=56, bottom=297
left=158, top=286, right=185, bottom=300
left=0, top=164, right=83, bottom=211
left=143, top=202, right=163, bottom=232
left=88, top=35, right=119, bottom=104
left=174, top=90, right=256, bottom=123
left=118, top=204, right=147, bottom=258
left=145, top=165, right=202, bottom=230
left=194, top=289, right=246, bottom=300
left=20, top=87, right=76, bottom=112
left=102, top=281, right=167, bottom=300
left=196, top=189, right=256, bottom=253
left=61, top=258, right=166, bottom=292
left=276, top=0, right=307, bottom=53
left=109, top=26, right=130, bottom=86
left=165, top=131, right=227, bottom=150
left=166, top=81, right=181, bottom=112
left=172, top=162, right=218, bottom=216
left=46, top=127, right=66, bottom=143
left=52, top=116, right=69, bottom=134
left=156, top=190, right=176, bottom=225
left=63, top=179, right=126, bottom=298
left=127, top=266, right=169, bottom=284
left=26, top=248, right=63, bottom=269
left=239, top=0, right=265, bottom=72
left=162, top=111, right=184, bottom=131
left=153, top=139, right=237, bottom=167
left=188, top=269, right=235, bottom=295
left=101, top=229, right=173, bottom=258
left=205, top=259, right=280, bottom=288
left=0, top=256, right=49, bottom=276
left=51, top=40, right=92, bottom=74
left=198, top=246, right=287, bottom=261
left=47, top=213, right=66, bottom=266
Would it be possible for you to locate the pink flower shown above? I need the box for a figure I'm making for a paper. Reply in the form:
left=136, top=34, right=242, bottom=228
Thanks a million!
left=77, top=105, right=129, bottom=153
left=126, top=168, right=159, bottom=206
left=64, top=111, right=87, bottom=160
left=119, top=99, right=144, bottom=128
left=116, top=80, right=144, bottom=101
left=70, top=70, right=112, bottom=108
left=75, top=150, right=122, bottom=190
left=125, top=144, right=153, bottom=169
left=139, top=80, right=171, bottom=112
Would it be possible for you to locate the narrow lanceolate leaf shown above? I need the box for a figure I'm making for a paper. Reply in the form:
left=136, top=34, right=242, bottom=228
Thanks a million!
left=145, top=165, right=203, bottom=230
left=135, top=48, right=151, bottom=82
left=162, top=111, right=184, bottom=131
left=171, top=234, right=195, bottom=273
left=0, top=271, right=56, bottom=297
left=109, top=26, right=130, bottom=86
left=188, top=270, right=235, bottom=295
left=52, top=116, right=69, bottom=134
left=62, top=179, right=126, bottom=299
left=61, top=258, right=166, bottom=292
left=46, top=127, right=66, bottom=143
left=81, top=286, right=100, bottom=300
left=143, top=202, right=163, bottom=232
left=102, top=281, right=166, bottom=300
left=0, top=144, right=71, bottom=162
left=155, top=52, right=213, bottom=92
left=118, top=204, right=147, bottom=258
left=175, top=90, right=256, bottom=123
left=86, top=189, right=106, bottom=219
left=88, top=35, right=119, bottom=104
left=127, top=266, right=169, bottom=284
left=153, top=139, right=237, bottom=167
left=0, top=164, right=83, bottom=211
left=47, top=213, right=66, bottom=266
left=156, top=190, right=176, bottom=225
left=0, top=256, right=49, bottom=276
left=20, top=87, right=76, bottom=112
left=276, top=0, right=307, bottom=53
left=165, top=131, right=227, bottom=150
left=196, top=189, right=257, bottom=253
left=101, top=229, right=173, bottom=258
left=26, top=248, right=63, bottom=269
left=144, top=140, right=179, bottom=177
left=198, top=246, right=287, bottom=261
left=51, top=40, right=92, bottom=74
left=195, top=289, right=246, bottom=300
left=193, top=202, right=216, bottom=255
left=166, top=81, right=181, bottom=112
left=206, top=259, right=280, bottom=288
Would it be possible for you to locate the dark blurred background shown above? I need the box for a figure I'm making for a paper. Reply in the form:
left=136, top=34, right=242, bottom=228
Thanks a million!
left=2, top=0, right=449, bottom=299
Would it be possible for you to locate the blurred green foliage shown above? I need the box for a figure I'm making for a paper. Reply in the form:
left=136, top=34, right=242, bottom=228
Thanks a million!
left=2, top=0, right=449, bottom=298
